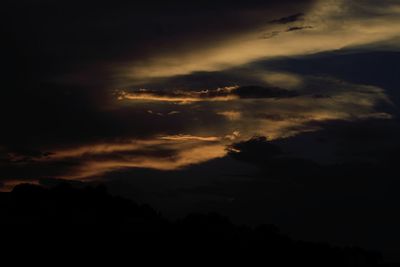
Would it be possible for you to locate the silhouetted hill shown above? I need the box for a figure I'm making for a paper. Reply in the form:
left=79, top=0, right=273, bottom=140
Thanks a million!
left=0, top=184, right=387, bottom=266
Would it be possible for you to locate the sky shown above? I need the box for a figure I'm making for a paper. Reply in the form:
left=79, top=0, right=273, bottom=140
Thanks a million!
left=2, top=0, right=400, bottom=260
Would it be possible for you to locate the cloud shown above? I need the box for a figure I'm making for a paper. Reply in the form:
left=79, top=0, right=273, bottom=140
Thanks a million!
left=2, top=135, right=226, bottom=180
left=159, top=135, right=220, bottom=142
left=259, top=25, right=314, bottom=39
left=61, top=143, right=227, bottom=179
left=1, top=0, right=399, bottom=191
left=234, top=85, right=299, bottom=98
left=116, top=85, right=298, bottom=104
left=286, top=26, right=313, bottom=32
left=269, top=13, right=304, bottom=24
left=211, top=76, right=393, bottom=140
left=227, top=136, right=282, bottom=163
left=116, top=87, right=239, bottom=104
left=1, top=74, right=393, bottom=183
left=2, top=0, right=317, bottom=91
left=273, top=118, right=400, bottom=164
left=225, top=131, right=241, bottom=141
left=217, top=111, right=242, bottom=121
left=118, top=0, right=400, bottom=83
left=255, top=50, right=400, bottom=111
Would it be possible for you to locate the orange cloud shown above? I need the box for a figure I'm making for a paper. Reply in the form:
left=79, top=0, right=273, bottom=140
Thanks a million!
left=116, top=86, right=239, bottom=104
left=115, top=0, right=400, bottom=83
left=217, top=111, right=242, bottom=121
left=160, top=135, right=220, bottom=142
left=31, top=135, right=227, bottom=179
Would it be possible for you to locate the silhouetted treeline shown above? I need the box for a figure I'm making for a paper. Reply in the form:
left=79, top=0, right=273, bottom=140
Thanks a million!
left=0, top=183, right=389, bottom=266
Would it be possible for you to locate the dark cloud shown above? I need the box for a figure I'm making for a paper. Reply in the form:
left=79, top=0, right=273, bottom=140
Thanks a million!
left=234, top=86, right=299, bottom=98
left=259, top=25, right=313, bottom=39
left=269, top=13, right=304, bottom=24
left=274, top=118, right=400, bottom=164
left=227, top=136, right=282, bottom=163
left=254, top=51, right=400, bottom=112
left=286, top=25, right=313, bottom=32
left=255, top=113, right=309, bottom=121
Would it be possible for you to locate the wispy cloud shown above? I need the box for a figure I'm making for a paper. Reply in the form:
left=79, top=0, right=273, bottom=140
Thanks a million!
left=117, top=0, right=400, bottom=83
left=17, top=135, right=226, bottom=179
left=116, top=85, right=297, bottom=104
left=217, top=111, right=242, bottom=121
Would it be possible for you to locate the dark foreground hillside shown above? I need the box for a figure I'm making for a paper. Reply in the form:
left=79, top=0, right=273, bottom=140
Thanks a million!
left=0, top=183, right=394, bottom=266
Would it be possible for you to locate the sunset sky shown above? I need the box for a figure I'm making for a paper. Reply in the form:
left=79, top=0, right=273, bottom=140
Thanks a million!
left=2, top=0, right=400, bottom=260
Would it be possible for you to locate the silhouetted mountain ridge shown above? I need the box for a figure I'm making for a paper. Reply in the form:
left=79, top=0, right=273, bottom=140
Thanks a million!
left=0, top=183, right=390, bottom=266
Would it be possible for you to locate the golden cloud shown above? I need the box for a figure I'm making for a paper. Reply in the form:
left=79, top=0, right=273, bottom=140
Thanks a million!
left=115, top=0, right=400, bottom=84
